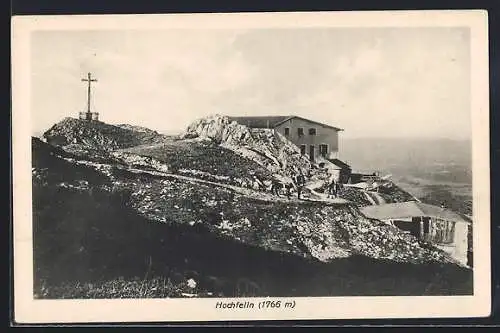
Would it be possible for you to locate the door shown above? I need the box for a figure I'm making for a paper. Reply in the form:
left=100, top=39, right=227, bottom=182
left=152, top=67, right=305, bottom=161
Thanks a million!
left=423, top=218, right=430, bottom=234
left=319, top=144, right=328, bottom=158
left=309, top=145, right=315, bottom=162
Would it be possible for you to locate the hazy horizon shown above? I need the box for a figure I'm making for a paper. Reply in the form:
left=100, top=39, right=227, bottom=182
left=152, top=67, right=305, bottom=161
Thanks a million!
left=31, top=28, right=471, bottom=139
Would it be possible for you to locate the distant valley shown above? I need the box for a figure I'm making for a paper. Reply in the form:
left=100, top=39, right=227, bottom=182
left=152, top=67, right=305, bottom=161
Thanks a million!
left=340, top=137, right=472, bottom=215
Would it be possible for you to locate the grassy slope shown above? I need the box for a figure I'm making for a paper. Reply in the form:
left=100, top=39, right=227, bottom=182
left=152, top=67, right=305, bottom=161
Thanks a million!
left=34, top=180, right=472, bottom=298
left=122, top=139, right=273, bottom=181
left=32, top=138, right=472, bottom=298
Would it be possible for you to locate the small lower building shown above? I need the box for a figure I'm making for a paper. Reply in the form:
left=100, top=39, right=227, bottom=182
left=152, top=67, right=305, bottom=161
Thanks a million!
left=360, top=201, right=472, bottom=267
left=320, top=158, right=352, bottom=183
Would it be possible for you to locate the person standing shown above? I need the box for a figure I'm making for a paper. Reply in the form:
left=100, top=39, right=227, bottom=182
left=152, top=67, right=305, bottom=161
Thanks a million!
left=328, top=178, right=337, bottom=198
left=285, top=182, right=292, bottom=199
left=271, top=180, right=281, bottom=196
left=336, top=180, right=341, bottom=197
left=295, top=172, right=305, bottom=200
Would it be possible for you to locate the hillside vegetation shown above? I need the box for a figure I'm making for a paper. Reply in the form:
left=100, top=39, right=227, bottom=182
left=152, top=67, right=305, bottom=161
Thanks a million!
left=32, top=117, right=473, bottom=298
left=121, top=139, right=274, bottom=185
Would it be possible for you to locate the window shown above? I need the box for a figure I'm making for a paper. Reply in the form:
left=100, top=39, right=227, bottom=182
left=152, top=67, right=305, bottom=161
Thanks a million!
left=298, top=128, right=304, bottom=136
left=309, top=128, right=317, bottom=135
left=309, top=145, right=315, bottom=162
left=284, top=127, right=290, bottom=136
left=300, top=145, right=306, bottom=155
left=432, top=220, right=456, bottom=244
left=319, top=144, right=328, bottom=157
left=423, top=220, right=430, bottom=234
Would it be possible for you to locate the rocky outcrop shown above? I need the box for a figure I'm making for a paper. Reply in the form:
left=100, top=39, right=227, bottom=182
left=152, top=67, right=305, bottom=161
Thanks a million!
left=43, top=117, right=168, bottom=152
left=292, top=205, right=449, bottom=264
left=183, top=115, right=312, bottom=182
left=182, top=115, right=253, bottom=145
left=115, top=124, right=162, bottom=134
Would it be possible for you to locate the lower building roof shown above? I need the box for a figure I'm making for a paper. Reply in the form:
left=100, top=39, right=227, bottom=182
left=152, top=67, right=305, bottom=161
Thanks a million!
left=326, top=158, right=351, bottom=170
left=360, top=201, right=471, bottom=224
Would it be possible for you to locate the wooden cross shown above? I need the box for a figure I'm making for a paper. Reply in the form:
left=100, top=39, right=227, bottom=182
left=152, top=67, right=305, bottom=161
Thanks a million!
left=81, top=72, right=97, bottom=114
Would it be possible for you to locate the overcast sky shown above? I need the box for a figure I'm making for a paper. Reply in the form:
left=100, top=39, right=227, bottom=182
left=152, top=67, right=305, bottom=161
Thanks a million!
left=31, top=27, right=470, bottom=139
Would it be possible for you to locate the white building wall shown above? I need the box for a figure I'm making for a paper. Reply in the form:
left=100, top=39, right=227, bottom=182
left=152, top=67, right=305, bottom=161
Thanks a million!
left=435, top=222, right=469, bottom=267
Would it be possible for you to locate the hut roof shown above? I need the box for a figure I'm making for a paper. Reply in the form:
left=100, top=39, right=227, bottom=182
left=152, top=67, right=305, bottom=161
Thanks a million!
left=360, top=201, right=471, bottom=224
left=228, top=115, right=343, bottom=131
left=326, top=158, right=351, bottom=170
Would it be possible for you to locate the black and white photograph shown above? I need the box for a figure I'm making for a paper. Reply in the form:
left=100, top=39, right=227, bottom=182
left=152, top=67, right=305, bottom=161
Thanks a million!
left=12, top=10, right=490, bottom=323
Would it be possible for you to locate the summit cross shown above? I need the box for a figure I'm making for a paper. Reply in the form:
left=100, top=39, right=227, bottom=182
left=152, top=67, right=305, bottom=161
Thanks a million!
left=81, top=72, right=97, bottom=114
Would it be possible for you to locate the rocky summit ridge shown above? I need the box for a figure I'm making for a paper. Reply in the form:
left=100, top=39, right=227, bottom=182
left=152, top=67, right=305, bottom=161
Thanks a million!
left=43, top=117, right=169, bottom=151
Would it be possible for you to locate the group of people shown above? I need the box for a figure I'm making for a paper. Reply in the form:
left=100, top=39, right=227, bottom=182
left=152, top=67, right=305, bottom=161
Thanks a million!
left=270, top=172, right=307, bottom=200
left=269, top=172, right=343, bottom=200
left=327, top=177, right=343, bottom=199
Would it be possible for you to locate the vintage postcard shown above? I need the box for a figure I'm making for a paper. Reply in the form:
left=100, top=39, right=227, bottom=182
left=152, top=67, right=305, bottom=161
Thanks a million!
left=12, top=10, right=490, bottom=323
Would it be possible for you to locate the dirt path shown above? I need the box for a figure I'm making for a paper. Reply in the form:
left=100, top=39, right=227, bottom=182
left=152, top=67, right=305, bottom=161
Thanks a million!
left=66, top=153, right=351, bottom=206
left=371, top=191, right=387, bottom=204
left=362, top=190, right=387, bottom=205
left=124, top=165, right=350, bottom=205
left=305, top=180, right=350, bottom=205
left=363, top=191, right=377, bottom=205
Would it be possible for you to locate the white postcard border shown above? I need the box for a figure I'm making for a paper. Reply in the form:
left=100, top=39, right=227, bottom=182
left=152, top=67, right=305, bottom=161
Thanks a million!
left=12, top=10, right=491, bottom=323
